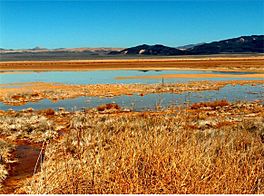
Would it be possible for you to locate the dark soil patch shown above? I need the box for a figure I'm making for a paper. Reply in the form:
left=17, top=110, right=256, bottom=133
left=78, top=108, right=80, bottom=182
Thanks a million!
left=0, top=144, right=42, bottom=194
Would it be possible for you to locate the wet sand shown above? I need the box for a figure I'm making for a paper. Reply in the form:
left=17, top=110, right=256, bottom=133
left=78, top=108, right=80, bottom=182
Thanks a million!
left=115, top=73, right=264, bottom=80
left=0, top=56, right=264, bottom=72
left=0, top=145, right=41, bottom=194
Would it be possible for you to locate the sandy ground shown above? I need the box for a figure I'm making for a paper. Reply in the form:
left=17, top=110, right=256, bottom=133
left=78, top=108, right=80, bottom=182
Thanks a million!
left=0, top=56, right=264, bottom=72
left=1, top=80, right=263, bottom=106
left=115, top=73, right=264, bottom=80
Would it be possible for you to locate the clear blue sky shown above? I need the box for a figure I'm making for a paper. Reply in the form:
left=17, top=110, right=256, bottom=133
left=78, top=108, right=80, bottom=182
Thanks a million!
left=0, top=0, right=263, bottom=49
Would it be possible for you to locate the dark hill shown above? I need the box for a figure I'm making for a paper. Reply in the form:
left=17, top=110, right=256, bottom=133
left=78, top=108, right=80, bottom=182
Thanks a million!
left=109, top=35, right=264, bottom=55
left=109, top=44, right=186, bottom=55
left=189, top=35, right=264, bottom=54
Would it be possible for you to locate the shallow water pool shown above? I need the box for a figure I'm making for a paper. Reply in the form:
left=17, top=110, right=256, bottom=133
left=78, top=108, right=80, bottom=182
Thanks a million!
left=1, top=84, right=263, bottom=111
left=0, top=70, right=261, bottom=84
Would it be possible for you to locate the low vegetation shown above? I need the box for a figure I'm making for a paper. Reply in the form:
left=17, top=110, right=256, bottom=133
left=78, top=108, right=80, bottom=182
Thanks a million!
left=0, top=112, right=57, bottom=142
left=190, top=99, right=229, bottom=109
left=11, top=101, right=263, bottom=194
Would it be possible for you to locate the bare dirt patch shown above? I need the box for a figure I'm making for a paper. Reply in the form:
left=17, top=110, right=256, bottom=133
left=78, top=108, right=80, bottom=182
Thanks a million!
left=0, top=144, right=41, bottom=194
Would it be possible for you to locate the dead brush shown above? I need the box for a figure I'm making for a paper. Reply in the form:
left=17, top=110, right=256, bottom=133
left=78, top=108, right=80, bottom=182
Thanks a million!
left=96, top=103, right=120, bottom=112
left=43, top=108, right=55, bottom=116
left=0, top=113, right=57, bottom=142
left=191, top=100, right=229, bottom=110
left=18, top=107, right=264, bottom=194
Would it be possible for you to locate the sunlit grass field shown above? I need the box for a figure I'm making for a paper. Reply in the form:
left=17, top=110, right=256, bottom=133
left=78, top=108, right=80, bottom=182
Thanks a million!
left=0, top=101, right=261, bottom=193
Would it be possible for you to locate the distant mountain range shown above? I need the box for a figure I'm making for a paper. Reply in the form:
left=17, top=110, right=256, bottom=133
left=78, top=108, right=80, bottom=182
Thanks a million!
left=0, top=35, right=263, bottom=60
left=187, top=35, right=264, bottom=54
left=176, top=43, right=205, bottom=50
left=0, top=47, right=122, bottom=54
left=111, top=35, right=264, bottom=55
left=108, top=44, right=185, bottom=55
left=0, top=47, right=123, bottom=61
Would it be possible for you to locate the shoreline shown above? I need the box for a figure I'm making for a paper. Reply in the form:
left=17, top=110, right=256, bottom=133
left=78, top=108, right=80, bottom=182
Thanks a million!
left=115, top=73, right=264, bottom=80
left=1, top=80, right=263, bottom=106
left=0, top=56, right=264, bottom=72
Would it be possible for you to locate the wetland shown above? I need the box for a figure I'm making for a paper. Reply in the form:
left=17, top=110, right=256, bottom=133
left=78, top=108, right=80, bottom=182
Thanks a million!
left=0, top=58, right=263, bottom=193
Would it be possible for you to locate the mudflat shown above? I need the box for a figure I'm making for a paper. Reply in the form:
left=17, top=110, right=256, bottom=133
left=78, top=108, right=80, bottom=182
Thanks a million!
left=0, top=56, right=264, bottom=72
left=115, top=73, right=264, bottom=80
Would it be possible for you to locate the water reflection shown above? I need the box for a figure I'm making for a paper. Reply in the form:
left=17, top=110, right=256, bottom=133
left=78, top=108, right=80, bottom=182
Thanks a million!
left=0, top=70, right=262, bottom=85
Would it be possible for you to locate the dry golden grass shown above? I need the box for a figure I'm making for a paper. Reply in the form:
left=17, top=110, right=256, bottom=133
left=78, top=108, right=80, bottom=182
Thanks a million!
left=191, top=100, right=230, bottom=109
left=19, top=105, right=264, bottom=194
left=0, top=112, right=58, bottom=142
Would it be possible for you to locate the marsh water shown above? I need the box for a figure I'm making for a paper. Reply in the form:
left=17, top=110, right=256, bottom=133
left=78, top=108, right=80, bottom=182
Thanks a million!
left=0, top=70, right=261, bottom=84
left=1, top=84, right=263, bottom=111
left=0, top=70, right=263, bottom=111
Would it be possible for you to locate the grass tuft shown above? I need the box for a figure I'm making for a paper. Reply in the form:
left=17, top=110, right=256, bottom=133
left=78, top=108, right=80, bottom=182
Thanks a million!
left=19, top=105, right=264, bottom=194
